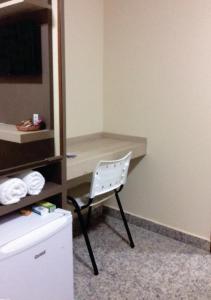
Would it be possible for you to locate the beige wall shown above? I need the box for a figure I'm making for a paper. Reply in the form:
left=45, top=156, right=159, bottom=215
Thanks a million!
left=104, top=0, right=211, bottom=240
left=64, top=0, right=104, bottom=138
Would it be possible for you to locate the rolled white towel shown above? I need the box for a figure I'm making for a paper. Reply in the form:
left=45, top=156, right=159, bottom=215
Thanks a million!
left=18, top=171, right=45, bottom=196
left=0, top=178, right=27, bottom=205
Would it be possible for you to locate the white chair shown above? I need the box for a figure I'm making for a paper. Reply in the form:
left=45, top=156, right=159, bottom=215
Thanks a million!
left=67, top=152, right=134, bottom=275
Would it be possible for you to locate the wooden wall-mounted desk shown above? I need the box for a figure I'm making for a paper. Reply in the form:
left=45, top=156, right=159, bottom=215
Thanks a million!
left=66, top=132, right=147, bottom=183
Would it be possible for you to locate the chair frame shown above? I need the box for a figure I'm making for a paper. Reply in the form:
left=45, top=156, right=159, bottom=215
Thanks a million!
left=68, top=184, right=135, bottom=276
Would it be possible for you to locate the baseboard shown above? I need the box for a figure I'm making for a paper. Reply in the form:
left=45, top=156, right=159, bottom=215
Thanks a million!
left=103, top=206, right=210, bottom=252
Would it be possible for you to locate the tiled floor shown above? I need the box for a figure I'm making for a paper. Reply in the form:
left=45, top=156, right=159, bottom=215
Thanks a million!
left=74, top=215, right=211, bottom=300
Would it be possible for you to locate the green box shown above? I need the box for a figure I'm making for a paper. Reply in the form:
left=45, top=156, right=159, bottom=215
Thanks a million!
left=38, top=201, right=56, bottom=213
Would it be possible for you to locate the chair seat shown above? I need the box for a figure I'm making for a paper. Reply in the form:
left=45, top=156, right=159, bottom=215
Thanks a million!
left=67, top=193, right=90, bottom=209
left=67, top=191, right=115, bottom=209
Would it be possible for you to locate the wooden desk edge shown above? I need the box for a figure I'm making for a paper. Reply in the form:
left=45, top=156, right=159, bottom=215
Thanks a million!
left=102, top=132, right=147, bottom=143
left=67, top=132, right=147, bottom=145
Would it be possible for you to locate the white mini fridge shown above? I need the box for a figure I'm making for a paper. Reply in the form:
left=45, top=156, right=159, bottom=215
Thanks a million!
left=0, top=208, right=74, bottom=300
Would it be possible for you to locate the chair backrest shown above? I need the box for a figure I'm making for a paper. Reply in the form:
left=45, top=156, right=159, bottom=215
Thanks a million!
left=89, top=152, right=132, bottom=199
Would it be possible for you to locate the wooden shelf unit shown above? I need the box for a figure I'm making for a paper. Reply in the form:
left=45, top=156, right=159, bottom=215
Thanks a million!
left=0, top=124, right=53, bottom=143
left=0, top=0, right=51, bottom=18
left=0, top=1, right=66, bottom=219
left=0, top=181, right=62, bottom=217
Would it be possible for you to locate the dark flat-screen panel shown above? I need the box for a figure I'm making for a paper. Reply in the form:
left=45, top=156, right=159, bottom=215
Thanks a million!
left=0, top=20, right=42, bottom=76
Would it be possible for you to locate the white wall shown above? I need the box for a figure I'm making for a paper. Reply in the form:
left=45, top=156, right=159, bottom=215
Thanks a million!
left=64, top=0, right=104, bottom=138
left=104, top=0, right=211, bottom=240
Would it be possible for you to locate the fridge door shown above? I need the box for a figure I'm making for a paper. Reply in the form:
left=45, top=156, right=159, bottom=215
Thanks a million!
left=0, top=212, right=74, bottom=300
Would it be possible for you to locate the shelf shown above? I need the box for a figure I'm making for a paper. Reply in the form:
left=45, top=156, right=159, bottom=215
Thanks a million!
left=0, top=182, right=62, bottom=217
left=0, top=0, right=51, bottom=18
left=0, top=123, right=53, bottom=143
left=0, top=156, right=63, bottom=178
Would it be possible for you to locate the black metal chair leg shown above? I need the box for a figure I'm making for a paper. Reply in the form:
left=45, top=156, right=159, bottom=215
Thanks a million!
left=68, top=196, right=99, bottom=276
left=86, top=206, right=92, bottom=229
left=75, top=206, right=99, bottom=275
left=115, top=191, right=135, bottom=248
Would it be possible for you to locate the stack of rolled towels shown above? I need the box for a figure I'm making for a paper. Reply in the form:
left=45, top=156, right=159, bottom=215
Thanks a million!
left=0, top=171, right=45, bottom=206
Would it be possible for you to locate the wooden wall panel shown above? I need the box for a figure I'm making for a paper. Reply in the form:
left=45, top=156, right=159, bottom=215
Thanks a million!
left=0, top=139, right=54, bottom=170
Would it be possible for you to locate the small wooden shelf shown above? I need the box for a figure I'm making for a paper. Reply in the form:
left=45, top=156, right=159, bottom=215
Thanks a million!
left=0, top=0, right=51, bottom=18
left=0, top=182, right=62, bottom=217
left=0, top=123, right=53, bottom=143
